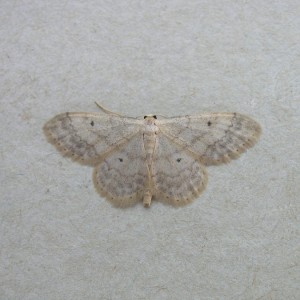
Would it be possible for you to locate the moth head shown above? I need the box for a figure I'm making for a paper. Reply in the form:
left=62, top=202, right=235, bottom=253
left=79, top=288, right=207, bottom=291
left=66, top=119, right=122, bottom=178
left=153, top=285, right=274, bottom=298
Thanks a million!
left=144, top=115, right=157, bottom=120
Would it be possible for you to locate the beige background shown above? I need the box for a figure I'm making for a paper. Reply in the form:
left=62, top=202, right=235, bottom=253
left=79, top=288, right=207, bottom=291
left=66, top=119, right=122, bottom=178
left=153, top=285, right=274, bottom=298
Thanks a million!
left=1, top=1, right=299, bottom=299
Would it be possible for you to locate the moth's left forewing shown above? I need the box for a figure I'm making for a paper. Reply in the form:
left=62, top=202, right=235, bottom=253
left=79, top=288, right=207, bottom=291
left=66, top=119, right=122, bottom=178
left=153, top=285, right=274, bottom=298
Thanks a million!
left=43, top=113, right=143, bottom=165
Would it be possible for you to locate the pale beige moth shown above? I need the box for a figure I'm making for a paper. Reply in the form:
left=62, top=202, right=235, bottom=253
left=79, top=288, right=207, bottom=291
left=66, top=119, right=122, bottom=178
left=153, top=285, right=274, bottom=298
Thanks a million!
left=43, top=104, right=261, bottom=207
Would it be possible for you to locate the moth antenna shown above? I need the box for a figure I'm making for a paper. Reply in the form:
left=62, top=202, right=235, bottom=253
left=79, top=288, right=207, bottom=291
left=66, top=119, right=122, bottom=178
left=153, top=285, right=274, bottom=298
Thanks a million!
left=95, top=102, right=123, bottom=117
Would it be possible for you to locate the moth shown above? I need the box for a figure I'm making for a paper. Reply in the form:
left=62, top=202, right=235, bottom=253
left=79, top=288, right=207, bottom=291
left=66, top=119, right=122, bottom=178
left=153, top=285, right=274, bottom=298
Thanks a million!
left=43, top=103, right=261, bottom=207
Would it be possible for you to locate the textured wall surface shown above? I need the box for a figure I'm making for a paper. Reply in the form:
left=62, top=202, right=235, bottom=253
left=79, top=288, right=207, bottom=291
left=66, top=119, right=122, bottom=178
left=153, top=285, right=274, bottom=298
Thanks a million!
left=1, top=1, right=299, bottom=299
